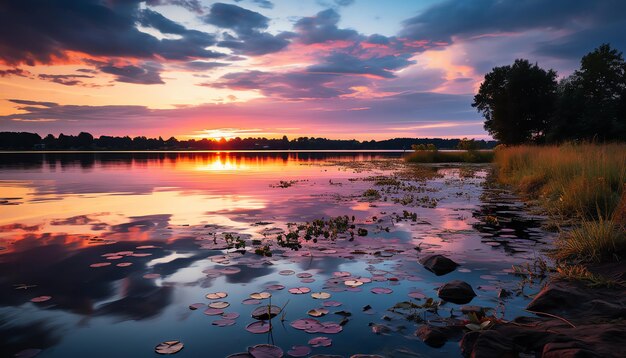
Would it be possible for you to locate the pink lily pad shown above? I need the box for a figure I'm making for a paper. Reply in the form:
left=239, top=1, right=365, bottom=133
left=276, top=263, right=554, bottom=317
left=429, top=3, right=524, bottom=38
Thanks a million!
left=308, top=336, right=332, bottom=347
left=371, top=287, right=393, bottom=294
left=245, top=321, right=271, bottom=334
left=287, top=345, right=311, bottom=357
left=248, top=344, right=283, bottom=358
left=203, top=308, right=224, bottom=316
left=155, top=340, right=184, bottom=355
left=288, top=287, right=311, bottom=294
left=212, top=319, right=236, bottom=327
left=30, top=296, right=51, bottom=303
left=90, top=262, right=111, bottom=268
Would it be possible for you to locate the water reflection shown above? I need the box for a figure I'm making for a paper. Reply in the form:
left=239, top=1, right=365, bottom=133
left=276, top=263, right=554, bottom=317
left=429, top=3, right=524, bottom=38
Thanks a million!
left=0, top=152, right=553, bottom=357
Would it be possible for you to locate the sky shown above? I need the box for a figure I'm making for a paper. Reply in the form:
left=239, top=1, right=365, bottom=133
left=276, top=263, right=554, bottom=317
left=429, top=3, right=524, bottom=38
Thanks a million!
left=1, top=0, right=625, bottom=140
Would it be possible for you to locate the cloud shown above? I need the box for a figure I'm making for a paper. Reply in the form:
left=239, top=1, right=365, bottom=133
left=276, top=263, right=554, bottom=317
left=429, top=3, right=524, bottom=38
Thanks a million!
left=204, top=70, right=365, bottom=99
left=307, top=52, right=415, bottom=78
left=233, top=0, right=275, bottom=10
left=96, top=62, right=165, bottom=85
left=0, top=0, right=222, bottom=65
left=0, top=68, right=31, bottom=78
left=204, top=3, right=290, bottom=55
left=37, top=73, right=96, bottom=87
left=399, top=0, right=626, bottom=51
left=293, top=9, right=359, bottom=44
left=145, top=0, right=205, bottom=14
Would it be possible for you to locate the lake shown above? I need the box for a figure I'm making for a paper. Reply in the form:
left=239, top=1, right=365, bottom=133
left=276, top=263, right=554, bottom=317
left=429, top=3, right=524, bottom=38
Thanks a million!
left=0, top=152, right=554, bottom=357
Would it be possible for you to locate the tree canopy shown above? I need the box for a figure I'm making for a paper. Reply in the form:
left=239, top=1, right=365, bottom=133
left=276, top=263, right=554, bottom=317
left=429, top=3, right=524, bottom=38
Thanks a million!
left=473, top=44, right=626, bottom=144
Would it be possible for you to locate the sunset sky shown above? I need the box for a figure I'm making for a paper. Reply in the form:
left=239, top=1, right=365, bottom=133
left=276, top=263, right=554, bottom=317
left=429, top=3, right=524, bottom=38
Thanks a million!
left=1, top=0, right=625, bottom=140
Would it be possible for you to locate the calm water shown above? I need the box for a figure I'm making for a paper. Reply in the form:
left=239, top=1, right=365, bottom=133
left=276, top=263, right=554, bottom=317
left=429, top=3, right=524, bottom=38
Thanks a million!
left=0, top=152, right=553, bottom=357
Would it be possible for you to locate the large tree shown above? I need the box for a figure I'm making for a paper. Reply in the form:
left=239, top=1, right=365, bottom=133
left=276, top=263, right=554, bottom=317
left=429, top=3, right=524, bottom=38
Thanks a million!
left=472, top=59, right=558, bottom=144
left=548, top=44, right=626, bottom=142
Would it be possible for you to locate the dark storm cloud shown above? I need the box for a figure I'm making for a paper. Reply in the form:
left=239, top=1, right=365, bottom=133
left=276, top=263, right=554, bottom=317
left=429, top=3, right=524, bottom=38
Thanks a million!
left=182, top=61, right=230, bottom=71
left=204, top=3, right=290, bottom=55
left=535, top=20, right=626, bottom=59
left=0, top=0, right=221, bottom=65
left=294, top=9, right=359, bottom=44
left=8, top=99, right=58, bottom=108
left=307, top=52, right=415, bottom=78
left=400, top=0, right=626, bottom=47
left=204, top=70, right=362, bottom=99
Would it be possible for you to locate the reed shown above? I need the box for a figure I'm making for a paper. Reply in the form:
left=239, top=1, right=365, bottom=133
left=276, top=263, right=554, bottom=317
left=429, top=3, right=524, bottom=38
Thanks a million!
left=405, top=150, right=494, bottom=163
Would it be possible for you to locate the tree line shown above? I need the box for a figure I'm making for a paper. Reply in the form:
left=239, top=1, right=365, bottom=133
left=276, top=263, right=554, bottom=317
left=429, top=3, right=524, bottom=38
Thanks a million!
left=473, top=43, right=626, bottom=144
left=0, top=132, right=497, bottom=151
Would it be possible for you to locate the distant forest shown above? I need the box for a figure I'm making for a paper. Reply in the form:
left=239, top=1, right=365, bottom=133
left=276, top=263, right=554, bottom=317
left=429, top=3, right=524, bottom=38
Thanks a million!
left=0, top=132, right=497, bottom=151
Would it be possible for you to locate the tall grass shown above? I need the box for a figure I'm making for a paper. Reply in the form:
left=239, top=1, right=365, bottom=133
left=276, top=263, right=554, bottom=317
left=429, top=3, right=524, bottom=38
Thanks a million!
left=495, top=143, right=626, bottom=220
left=406, top=150, right=494, bottom=163
left=495, top=143, right=626, bottom=263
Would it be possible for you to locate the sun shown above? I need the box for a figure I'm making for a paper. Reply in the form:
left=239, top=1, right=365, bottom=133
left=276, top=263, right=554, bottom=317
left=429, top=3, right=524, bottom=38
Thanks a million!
left=190, top=128, right=241, bottom=141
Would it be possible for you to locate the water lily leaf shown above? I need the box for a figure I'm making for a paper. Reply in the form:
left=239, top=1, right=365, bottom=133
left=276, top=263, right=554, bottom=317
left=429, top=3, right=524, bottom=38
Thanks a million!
left=252, top=305, right=281, bottom=320
left=209, top=301, right=230, bottom=309
left=245, top=321, right=271, bottom=334
left=279, top=270, right=295, bottom=276
left=206, top=292, right=228, bottom=300
left=288, top=287, right=311, bottom=294
left=248, top=344, right=283, bottom=358
left=212, top=319, right=236, bottom=327
left=297, top=272, right=313, bottom=278
left=344, top=280, right=363, bottom=287
left=203, top=308, right=224, bottom=316
left=266, top=284, right=285, bottom=291
left=250, top=292, right=272, bottom=300
left=30, top=296, right=51, bottom=303
left=371, top=287, right=393, bottom=294
left=311, top=292, right=331, bottom=300
left=242, top=299, right=261, bottom=305
left=222, top=312, right=240, bottom=319
left=308, top=336, right=332, bottom=347
left=307, top=308, right=329, bottom=317
left=465, top=323, right=481, bottom=331
left=155, top=340, right=184, bottom=355
left=116, top=262, right=132, bottom=267
left=189, top=303, right=205, bottom=310
left=333, top=271, right=351, bottom=277
left=287, top=345, right=311, bottom=357
left=323, top=301, right=342, bottom=307
left=143, top=273, right=161, bottom=279
left=89, top=262, right=111, bottom=268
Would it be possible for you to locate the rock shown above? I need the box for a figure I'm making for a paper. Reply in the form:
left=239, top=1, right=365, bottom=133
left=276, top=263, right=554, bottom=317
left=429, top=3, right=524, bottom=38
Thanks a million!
left=460, top=330, right=516, bottom=358
left=438, top=280, right=476, bottom=304
left=416, top=326, right=448, bottom=348
left=419, top=254, right=459, bottom=276
left=542, top=341, right=601, bottom=358
left=415, top=325, right=464, bottom=348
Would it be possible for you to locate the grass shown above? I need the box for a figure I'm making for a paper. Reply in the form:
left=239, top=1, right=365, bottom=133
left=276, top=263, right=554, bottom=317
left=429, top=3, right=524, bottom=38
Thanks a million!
left=405, top=149, right=494, bottom=163
left=495, top=143, right=626, bottom=263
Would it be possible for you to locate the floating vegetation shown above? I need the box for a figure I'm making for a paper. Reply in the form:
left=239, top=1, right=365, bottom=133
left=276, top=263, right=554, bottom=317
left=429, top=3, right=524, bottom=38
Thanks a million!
left=206, top=292, right=228, bottom=300
left=155, top=341, right=184, bottom=355
left=30, top=296, right=51, bottom=303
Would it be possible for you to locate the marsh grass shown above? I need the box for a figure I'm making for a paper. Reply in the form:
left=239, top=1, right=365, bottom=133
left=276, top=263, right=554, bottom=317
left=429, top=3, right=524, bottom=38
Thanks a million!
left=495, top=143, right=626, bottom=263
left=405, top=150, right=494, bottom=163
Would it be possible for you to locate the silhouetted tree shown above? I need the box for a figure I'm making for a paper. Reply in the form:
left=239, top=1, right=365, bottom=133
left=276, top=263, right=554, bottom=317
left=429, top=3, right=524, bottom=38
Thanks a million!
left=473, top=59, right=558, bottom=144
left=548, top=44, right=626, bottom=141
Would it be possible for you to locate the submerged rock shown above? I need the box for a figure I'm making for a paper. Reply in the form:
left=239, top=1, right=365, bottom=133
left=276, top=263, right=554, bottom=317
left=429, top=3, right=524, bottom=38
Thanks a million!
left=419, top=254, right=459, bottom=276
left=438, top=280, right=476, bottom=304
left=415, top=325, right=464, bottom=348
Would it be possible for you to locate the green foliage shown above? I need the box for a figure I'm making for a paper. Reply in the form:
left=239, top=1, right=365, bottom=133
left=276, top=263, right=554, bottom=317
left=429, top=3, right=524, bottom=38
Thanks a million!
left=457, top=138, right=479, bottom=150
left=405, top=149, right=494, bottom=163
left=472, top=59, right=558, bottom=144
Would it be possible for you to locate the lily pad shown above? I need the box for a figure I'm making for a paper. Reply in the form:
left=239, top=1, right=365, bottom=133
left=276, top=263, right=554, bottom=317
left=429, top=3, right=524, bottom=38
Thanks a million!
left=248, top=344, right=283, bottom=358
left=245, top=321, right=271, bottom=334
left=242, top=299, right=262, bottom=305
left=222, top=312, right=240, bottom=319
left=307, top=308, right=329, bottom=317
left=323, top=301, right=342, bottom=307
left=213, top=319, right=236, bottom=327
left=250, top=292, right=272, bottom=300
left=279, top=270, right=295, bottom=276
left=266, top=284, right=285, bottom=291
left=311, top=292, right=331, bottom=300
left=287, top=345, right=311, bottom=357
left=209, top=301, right=230, bottom=309
left=206, top=292, right=228, bottom=300
left=308, top=336, right=332, bottom=347
left=344, top=280, right=363, bottom=287
left=89, top=262, right=111, bottom=268
left=30, top=296, right=51, bottom=303
left=203, top=308, right=224, bottom=316
left=189, top=303, right=205, bottom=310
left=252, top=305, right=281, bottom=320
left=155, top=340, right=184, bottom=355
left=288, top=287, right=311, bottom=294
left=371, top=287, right=393, bottom=294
